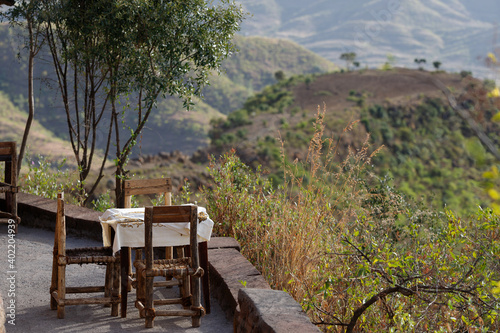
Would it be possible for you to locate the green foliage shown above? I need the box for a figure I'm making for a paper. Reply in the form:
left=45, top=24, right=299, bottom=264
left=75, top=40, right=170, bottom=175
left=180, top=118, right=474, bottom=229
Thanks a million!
left=19, top=155, right=70, bottom=200
left=361, top=98, right=499, bottom=214
left=484, top=78, right=497, bottom=91
left=91, top=191, right=114, bottom=212
left=340, top=52, right=357, bottom=70
left=346, top=91, right=367, bottom=107
left=461, top=70, right=473, bottom=78
left=381, top=54, right=396, bottom=70
left=414, top=58, right=426, bottom=70
left=204, top=112, right=500, bottom=332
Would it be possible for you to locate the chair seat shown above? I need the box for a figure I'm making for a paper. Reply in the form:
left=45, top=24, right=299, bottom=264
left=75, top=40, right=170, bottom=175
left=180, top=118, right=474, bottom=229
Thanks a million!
left=135, top=257, right=202, bottom=279
left=65, top=247, right=119, bottom=265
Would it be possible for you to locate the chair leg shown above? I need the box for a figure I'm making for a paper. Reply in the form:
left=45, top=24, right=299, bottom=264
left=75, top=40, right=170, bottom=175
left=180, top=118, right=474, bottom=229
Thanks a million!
left=164, top=247, right=173, bottom=286
left=192, top=315, right=201, bottom=328
left=199, top=241, right=210, bottom=314
left=121, top=248, right=129, bottom=318
left=57, top=264, right=66, bottom=319
left=135, top=262, right=146, bottom=318
left=127, top=248, right=133, bottom=292
left=111, top=261, right=120, bottom=317
left=104, top=264, right=112, bottom=307
left=50, top=254, right=58, bottom=310
left=178, top=246, right=189, bottom=304
left=145, top=271, right=155, bottom=328
left=191, top=275, right=202, bottom=328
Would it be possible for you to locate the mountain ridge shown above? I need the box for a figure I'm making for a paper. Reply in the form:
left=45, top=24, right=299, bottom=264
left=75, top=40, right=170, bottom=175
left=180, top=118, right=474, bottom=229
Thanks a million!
left=235, top=0, right=499, bottom=82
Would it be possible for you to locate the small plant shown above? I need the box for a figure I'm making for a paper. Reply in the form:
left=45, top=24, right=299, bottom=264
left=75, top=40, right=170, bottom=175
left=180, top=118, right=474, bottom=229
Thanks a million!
left=314, top=90, right=332, bottom=97
left=381, top=54, right=396, bottom=71
left=150, top=193, right=166, bottom=206
left=460, top=70, right=472, bottom=78
left=19, top=155, right=71, bottom=200
left=274, top=70, right=286, bottom=82
left=92, top=191, right=114, bottom=212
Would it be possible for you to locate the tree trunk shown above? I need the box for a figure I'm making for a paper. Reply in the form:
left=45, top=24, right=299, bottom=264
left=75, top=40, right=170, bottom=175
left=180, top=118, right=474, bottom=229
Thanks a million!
left=17, top=17, right=35, bottom=177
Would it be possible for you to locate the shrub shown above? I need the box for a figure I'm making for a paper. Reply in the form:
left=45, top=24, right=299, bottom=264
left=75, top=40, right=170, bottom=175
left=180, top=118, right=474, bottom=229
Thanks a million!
left=92, top=191, right=114, bottom=212
left=19, top=155, right=73, bottom=201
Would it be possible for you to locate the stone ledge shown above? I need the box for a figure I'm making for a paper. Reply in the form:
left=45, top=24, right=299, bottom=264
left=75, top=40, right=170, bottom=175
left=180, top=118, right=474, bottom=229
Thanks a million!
left=207, top=236, right=241, bottom=251
left=208, top=248, right=271, bottom=321
left=236, top=288, right=321, bottom=333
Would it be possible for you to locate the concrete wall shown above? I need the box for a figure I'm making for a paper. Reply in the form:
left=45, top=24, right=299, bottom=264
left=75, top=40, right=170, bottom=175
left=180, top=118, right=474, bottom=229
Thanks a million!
left=1, top=193, right=320, bottom=332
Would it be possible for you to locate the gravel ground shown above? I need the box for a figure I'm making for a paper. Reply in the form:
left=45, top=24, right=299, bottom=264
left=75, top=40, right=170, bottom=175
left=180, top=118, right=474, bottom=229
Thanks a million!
left=0, top=224, right=232, bottom=333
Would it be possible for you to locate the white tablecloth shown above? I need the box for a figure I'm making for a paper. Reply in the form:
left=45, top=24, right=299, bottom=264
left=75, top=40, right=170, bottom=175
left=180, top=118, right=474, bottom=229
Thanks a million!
left=99, top=205, right=214, bottom=254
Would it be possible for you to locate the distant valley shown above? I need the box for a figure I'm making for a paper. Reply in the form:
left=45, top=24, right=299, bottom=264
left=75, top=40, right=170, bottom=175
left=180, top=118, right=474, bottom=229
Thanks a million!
left=234, top=0, right=500, bottom=82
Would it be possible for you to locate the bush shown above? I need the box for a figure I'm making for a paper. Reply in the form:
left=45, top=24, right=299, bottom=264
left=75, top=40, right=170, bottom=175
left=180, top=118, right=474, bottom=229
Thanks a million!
left=19, top=155, right=73, bottom=201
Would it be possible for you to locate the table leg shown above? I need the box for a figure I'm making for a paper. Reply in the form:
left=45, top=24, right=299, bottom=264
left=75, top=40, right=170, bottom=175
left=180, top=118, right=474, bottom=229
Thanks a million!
left=199, top=241, right=210, bottom=314
left=121, top=247, right=129, bottom=318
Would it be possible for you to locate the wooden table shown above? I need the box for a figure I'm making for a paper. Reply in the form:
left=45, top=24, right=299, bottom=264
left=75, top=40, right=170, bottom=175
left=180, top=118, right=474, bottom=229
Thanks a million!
left=99, top=206, right=213, bottom=317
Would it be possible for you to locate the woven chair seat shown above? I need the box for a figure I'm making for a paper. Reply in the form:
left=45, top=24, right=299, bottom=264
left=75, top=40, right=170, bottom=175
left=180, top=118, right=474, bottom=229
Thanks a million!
left=64, top=247, right=119, bottom=265
left=135, top=260, right=200, bottom=279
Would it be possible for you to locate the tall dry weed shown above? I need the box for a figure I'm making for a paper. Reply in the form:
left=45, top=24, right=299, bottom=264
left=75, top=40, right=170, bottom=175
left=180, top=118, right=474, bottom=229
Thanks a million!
left=204, top=104, right=380, bottom=314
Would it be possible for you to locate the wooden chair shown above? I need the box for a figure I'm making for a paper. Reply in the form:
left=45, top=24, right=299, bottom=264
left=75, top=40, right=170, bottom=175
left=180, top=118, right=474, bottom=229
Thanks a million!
left=123, top=178, right=173, bottom=209
left=134, top=205, right=205, bottom=328
left=122, top=177, right=173, bottom=269
left=120, top=178, right=173, bottom=317
left=120, top=177, right=210, bottom=317
left=50, top=192, right=121, bottom=318
left=0, top=142, right=20, bottom=232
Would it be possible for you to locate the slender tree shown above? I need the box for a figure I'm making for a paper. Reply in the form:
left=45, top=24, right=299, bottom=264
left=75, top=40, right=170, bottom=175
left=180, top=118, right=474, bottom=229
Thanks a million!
left=340, top=52, right=357, bottom=71
left=30, top=0, right=244, bottom=206
left=2, top=0, right=45, bottom=177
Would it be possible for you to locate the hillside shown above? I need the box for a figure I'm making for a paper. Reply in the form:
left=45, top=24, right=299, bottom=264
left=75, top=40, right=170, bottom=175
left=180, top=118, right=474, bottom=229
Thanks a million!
left=198, top=68, right=500, bottom=214
left=0, top=23, right=336, bottom=156
left=233, top=0, right=499, bottom=82
left=0, top=91, right=75, bottom=166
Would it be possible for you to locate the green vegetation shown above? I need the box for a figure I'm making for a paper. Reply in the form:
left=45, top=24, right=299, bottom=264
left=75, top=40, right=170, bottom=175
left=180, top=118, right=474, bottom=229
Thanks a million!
left=203, top=111, right=500, bottom=332
left=340, top=52, right=357, bottom=71
left=209, top=69, right=499, bottom=215
left=360, top=99, right=499, bottom=214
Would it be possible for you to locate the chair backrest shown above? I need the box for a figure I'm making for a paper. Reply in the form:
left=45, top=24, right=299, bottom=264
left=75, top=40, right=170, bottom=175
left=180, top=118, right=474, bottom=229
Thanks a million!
left=122, top=178, right=172, bottom=208
left=0, top=141, right=17, bottom=186
left=143, top=205, right=199, bottom=269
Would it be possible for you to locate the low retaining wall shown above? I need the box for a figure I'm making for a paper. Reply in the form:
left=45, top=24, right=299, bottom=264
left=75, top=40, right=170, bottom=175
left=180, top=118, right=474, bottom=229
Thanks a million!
left=1, top=193, right=319, bottom=332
